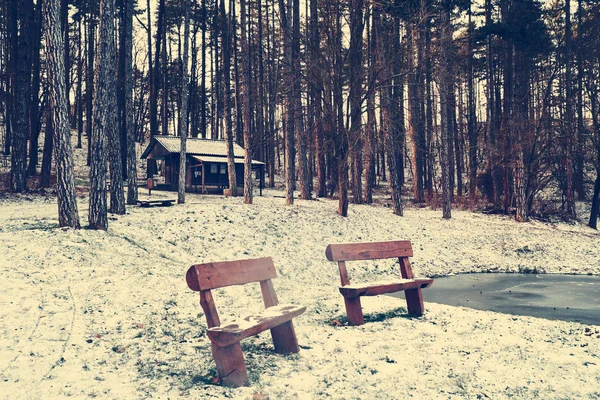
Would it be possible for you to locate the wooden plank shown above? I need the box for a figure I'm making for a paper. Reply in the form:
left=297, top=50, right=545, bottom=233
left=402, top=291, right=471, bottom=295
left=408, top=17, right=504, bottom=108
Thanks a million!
left=260, top=279, right=279, bottom=308
left=187, top=257, right=277, bottom=291
left=325, top=241, right=413, bottom=261
left=211, top=342, right=249, bottom=387
left=337, top=261, right=351, bottom=286
left=338, top=278, right=433, bottom=298
left=398, top=257, right=415, bottom=279
left=199, top=290, right=221, bottom=328
left=207, top=304, right=306, bottom=347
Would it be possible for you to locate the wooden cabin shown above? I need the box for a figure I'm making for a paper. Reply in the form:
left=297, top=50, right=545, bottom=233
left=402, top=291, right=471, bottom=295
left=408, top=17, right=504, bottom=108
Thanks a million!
left=141, top=136, right=265, bottom=194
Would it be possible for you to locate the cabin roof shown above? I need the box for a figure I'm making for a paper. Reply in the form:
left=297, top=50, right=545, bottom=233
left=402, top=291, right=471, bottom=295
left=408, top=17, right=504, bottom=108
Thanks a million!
left=190, top=155, right=264, bottom=165
left=141, top=136, right=246, bottom=159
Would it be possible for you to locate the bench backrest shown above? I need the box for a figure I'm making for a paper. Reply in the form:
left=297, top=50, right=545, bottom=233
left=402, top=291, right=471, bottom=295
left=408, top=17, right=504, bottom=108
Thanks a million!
left=186, top=257, right=280, bottom=329
left=326, top=241, right=415, bottom=286
left=186, top=257, right=277, bottom=291
left=325, top=241, right=413, bottom=262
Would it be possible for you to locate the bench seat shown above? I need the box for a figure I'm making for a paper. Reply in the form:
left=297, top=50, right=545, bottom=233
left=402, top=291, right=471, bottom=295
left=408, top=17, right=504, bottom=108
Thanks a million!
left=339, top=278, right=433, bottom=298
left=207, top=304, right=306, bottom=347
left=137, top=199, right=175, bottom=207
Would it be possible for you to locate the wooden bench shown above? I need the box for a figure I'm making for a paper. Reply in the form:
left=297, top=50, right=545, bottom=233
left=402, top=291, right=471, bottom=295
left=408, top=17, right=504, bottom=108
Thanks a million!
left=185, top=257, right=306, bottom=387
left=325, top=240, right=433, bottom=325
left=137, top=199, right=175, bottom=207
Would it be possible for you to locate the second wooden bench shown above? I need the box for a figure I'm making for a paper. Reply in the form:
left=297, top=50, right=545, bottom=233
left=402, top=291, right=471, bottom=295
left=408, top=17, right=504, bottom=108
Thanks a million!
left=325, top=240, right=433, bottom=325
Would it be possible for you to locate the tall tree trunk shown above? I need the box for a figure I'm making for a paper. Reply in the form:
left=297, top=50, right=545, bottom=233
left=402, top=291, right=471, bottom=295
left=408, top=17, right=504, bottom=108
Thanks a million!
left=11, top=0, right=33, bottom=193
left=467, top=1, right=478, bottom=200
left=75, top=17, right=83, bottom=150
left=43, top=0, right=81, bottom=228
left=564, top=0, right=576, bottom=218
left=279, top=0, right=294, bottom=205
left=294, top=0, right=310, bottom=200
left=89, top=0, right=116, bottom=229
left=348, top=0, right=364, bottom=204
left=147, top=0, right=157, bottom=143
left=201, top=2, right=207, bottom=139
left=86, top=16, right=95, bottom=167
left=178, top=0, right=190, bottom=204
left=123, top=0, right=137, bottom=205
left=223, top=0, right=237, bottom=195
left=439, top=0, right=452, bottom=219
left=241, top=0, right=253, bottom=204
left=574, top=0, right=585, bottom=200
left=588, top=73, right=600, bottom=228
left=310, top=0, right=325, bottom=198
left=379, top=10, right=403, bottom=216
left=363, top=6, right=376, bottom=204
left=408, top=20, right=425, bottom=203
left=28, top=0, right=43, bottom=177
left=160, top=0, right=168, bottom=136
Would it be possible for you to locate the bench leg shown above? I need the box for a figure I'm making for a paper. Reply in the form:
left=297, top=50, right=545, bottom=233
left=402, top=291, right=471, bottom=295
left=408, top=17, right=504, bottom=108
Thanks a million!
left=270, top=320, right=300, bottom=354
left=405, top=288, right=425, bottom=317
left=211, top=342, right=249, bottom=387
left=344, top=296, right=364, bottom=326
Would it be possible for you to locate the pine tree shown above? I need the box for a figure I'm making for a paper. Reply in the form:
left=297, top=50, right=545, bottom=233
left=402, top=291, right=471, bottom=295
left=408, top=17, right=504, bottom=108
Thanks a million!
left=178, top=0, right=190, bottom=204
left=43, top=0, right=81, bottom=229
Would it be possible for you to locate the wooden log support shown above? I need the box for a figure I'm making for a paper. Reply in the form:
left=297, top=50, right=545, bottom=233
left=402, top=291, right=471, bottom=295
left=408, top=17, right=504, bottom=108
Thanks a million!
left=399, top=257, right=426, bottom=317
left=344, top=296, right=364, bottom=326
left=326, top=241, right=433, bottom=325
left=211, top=342, right=249, bottom=387
left=186, top=257, right=306, bottom=387
left=270, top=320, right=300, bottom=353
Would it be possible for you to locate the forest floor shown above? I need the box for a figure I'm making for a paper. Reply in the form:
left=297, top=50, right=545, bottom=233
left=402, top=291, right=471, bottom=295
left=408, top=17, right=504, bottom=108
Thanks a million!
left=1, top=138, right=600, bottom=399
left=1, top=186, right=600, bottom=399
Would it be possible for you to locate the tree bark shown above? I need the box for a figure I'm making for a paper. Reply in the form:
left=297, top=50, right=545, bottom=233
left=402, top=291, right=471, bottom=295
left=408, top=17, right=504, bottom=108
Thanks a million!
left=178, top=0, right=190, bottom=204
left=43, top=0, right=81, bottom=228
left=11, top=0, right=33, bottom=193
left=124, top=0, right=137, bottom=205
left=439, top=0, right=452, bottom=219
left=241, top=0, right=253, bottom=204
left=89, top=0, right=116, bottom=229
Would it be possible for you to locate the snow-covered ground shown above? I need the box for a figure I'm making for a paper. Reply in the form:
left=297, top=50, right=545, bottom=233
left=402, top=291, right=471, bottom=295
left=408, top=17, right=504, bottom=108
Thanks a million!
left=1, top=185, right=599, bottom=399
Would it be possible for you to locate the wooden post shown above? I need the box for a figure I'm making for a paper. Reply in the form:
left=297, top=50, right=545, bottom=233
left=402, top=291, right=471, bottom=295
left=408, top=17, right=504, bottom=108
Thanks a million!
left=202, top=163, right=206, bottom=193
left=338, top=261, right=364, bottom=325
left=399, top=257, right=425, bottom=317
left=260, top=279, right=300, bottom=353
left=344, top=297, right=364, bottom=325
left=211, top=342, right=249, bottom=387
left=147, top=177, right=153, bottom=196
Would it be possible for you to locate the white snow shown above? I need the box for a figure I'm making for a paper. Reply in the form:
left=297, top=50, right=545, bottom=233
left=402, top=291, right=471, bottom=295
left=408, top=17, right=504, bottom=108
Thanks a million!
left=1, top=186, right=599, bottom=399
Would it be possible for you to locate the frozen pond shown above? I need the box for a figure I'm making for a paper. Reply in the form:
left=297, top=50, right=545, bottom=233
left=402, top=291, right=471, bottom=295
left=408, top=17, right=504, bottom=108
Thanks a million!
left=394, top=273, right=600, bottom=325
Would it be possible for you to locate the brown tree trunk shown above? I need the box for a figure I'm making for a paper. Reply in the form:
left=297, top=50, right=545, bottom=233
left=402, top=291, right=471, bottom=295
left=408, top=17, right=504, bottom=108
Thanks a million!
left=11, top=0, right=33, bottom=193
left=40, top=108, right=53, bottom=188
left=439, top=0, right=452, bottom=219
left=28, top=1, right=43, bottom=177
left=295, top=0, right=310, bottom=200
left=348, top=0, right=364, bottom=205
left=43, top=0, right=81, bottom=229
left=565, top=0, right=576, bottom=218
left=279, top=0, right=294, bottom=205
left=178, top=0, right=190, bottom=204
left=89, top=0, right=116, bottom=229
left=123, top=0, right=137, bottom=205
left=86, top=16, right=95, bottom=167
left=224, top=0, right=237, bottom=195
left=241, top=0, right=253, bottom=204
